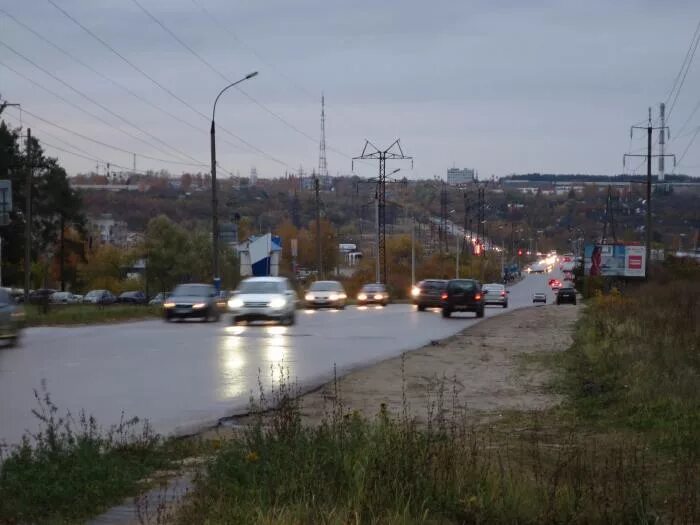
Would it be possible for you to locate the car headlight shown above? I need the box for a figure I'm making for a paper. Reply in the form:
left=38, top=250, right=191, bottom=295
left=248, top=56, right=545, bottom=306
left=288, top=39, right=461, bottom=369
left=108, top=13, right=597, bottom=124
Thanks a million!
left=374, top=293, right=384, bottom=300
left=192, top=302, right=206, bottom=309
left=228, top=297, right=244, bottom=309
left=163, top=302, right=175, bottom=309
left=358, top=293, right=367, bottom=301
left=269, top=297, right=286, bottom=309
left=411, top=286, right=420, bottom=297
left=328, top=293, right=338, bottom=301
left=305, top=293, right=314, bottom=301
left=339, top=293, right=347, bottom=299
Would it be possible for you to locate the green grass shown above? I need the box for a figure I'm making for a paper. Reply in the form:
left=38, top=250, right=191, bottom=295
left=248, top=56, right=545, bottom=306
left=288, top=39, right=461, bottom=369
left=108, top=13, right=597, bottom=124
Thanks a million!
left=172, top=260, right=700, bottom=524
left=23, top=303, right=161, bottom=327
left=0, top=387, right=195, bottom=524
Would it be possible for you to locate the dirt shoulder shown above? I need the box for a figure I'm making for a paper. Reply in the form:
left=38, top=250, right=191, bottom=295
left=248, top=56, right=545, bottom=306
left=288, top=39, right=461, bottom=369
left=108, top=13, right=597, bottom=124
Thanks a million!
left=297, top=303, right=580, bottom=425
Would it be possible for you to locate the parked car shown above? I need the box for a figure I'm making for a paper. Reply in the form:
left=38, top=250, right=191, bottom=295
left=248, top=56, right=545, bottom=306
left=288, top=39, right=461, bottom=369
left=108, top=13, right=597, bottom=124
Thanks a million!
left=227, top=277, right=297, bottom=325
left=83, top=289, right=117, bottom=305
left=163, top=283, right=221, bottom=322
left=357, top=283, right=389, bottom=306
left=50, top=291, right=79, bottom=304
left=482, top=283, right=509, bottom=308
left=0, top=288, right=24, bottom=347
left=118, top=291, right=147, bottom=304
left=148, top=292, right=169, bottom=305
left=411, top=279, right=447, bottom=311
left=440, top=279, right=485, bottom=318
left=556, top=287, right=577, bottom=305
left=305, top=280, right=347, bottom=309
left=28, top=288, right=56, bottom=304
left=532, top=292, right=547, bottom=304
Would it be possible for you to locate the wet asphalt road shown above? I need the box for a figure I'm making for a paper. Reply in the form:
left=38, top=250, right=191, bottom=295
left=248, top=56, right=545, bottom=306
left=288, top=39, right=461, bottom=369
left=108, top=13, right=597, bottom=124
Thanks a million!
left=0, top=273, right=559, bottom=446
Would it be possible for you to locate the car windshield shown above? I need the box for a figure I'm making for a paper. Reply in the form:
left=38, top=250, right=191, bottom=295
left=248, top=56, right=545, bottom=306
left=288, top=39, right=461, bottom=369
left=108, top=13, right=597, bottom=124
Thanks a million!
left=448, top=280, right=477, bottom=292
left=237, top=281, right=284, bottom=294
left=420, top=280, right=446, bottom=290
left=361, top=284, right=385, bottom=292
left=483, top=284, right=504, bottom=290
left=172, top=284, right=212, bottom=297
left=86, top=290, right=103, bottom=297
left=309, top=281, right=340, bottom=291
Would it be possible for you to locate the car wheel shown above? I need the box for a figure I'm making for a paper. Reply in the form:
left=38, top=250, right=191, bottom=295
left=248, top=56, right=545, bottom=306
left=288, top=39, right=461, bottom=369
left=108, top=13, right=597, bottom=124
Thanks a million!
left=476, top=308, right=485, bottom=318
left=7, top=336, right=18, bottom=348
left=441, top=308, right=451, bottom=318
left=503, top=302, right=508, bottom=308
left=417, top=305, right=426, bottom=311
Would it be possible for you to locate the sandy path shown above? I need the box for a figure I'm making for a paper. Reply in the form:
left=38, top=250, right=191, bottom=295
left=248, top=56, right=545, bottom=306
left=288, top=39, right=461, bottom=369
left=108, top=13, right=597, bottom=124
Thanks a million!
left=297, top=303, right=580, bottom=424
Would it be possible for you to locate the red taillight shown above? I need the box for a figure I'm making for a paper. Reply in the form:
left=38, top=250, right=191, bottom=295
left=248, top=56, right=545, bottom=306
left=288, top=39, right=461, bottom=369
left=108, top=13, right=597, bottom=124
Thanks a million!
left=475, top=293, right=482, bottom=301
left=500, top=291, right=506, bottom=297
left=441, top=292, right=448, bottom=300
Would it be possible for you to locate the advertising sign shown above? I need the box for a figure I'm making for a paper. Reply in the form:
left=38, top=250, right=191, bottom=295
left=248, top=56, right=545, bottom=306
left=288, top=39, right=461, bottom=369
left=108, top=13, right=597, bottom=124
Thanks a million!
left=584, top=244, right=646, bottom=278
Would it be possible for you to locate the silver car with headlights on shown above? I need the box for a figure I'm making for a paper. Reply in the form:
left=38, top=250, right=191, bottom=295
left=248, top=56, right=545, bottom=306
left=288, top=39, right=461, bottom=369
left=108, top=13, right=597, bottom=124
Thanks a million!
left=228, top=277, right=298, bottom=325
left=304, top=280, right=347, bottom=309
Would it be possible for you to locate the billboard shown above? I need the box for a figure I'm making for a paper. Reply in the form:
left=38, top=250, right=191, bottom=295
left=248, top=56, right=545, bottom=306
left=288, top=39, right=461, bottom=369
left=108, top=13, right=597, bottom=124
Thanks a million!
left=584, top=244, right=646, bottom=278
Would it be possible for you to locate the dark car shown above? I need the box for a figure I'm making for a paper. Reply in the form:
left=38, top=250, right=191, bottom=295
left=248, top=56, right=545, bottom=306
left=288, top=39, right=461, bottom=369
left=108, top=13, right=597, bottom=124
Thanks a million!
left=0, top=288, right=24, bottom=347
left=163, top=283, right=221, bottom=322
left=357, top=283, right=389, bottom=306
left=556, top=287, right=577, bottom=305
left=28, top=288, right=57, bottom=304
left=412, top=279, right=447, bottom=311
left=440, top=279, right=485, bottom=318
left=118, top=291, right=147, bottom=304
left=83, top=289, right=117, bottom=305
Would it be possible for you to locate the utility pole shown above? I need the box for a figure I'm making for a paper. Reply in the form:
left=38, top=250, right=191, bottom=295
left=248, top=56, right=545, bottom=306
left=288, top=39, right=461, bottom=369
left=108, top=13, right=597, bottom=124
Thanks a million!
left=411, top=216, right=416, bottom=285
left=440, top=182, right=448, bottom=254
left=315, top=173, right=322, bottom=279
left=353, top=139, right=412, bottom=284
left=24, top=128, right=32, bottom=300
left=374, top=192, right=380, bottom=283
left=624, top=107, right=674, bottom=279
left=455, top=229, right=460, bottom=278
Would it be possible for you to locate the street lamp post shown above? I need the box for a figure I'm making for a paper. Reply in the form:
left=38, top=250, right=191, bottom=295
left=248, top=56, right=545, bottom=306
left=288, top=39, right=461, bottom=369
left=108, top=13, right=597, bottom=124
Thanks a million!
left=210, top=71, right=258, bottom=287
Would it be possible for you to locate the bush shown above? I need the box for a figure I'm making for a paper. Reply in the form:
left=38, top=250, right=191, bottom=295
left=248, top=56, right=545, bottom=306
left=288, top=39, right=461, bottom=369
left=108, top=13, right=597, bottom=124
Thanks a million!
left=0, top=387, right=181, bottom=524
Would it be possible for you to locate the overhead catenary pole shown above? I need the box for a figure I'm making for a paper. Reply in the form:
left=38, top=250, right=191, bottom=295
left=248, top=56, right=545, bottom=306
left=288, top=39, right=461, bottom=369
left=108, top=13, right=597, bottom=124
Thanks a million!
left=24, top=128, right=31, bottom=300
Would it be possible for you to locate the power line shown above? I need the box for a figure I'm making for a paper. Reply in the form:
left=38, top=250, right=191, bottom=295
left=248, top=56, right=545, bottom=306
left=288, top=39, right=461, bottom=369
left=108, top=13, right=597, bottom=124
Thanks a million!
left=2, top=106, right=208, bottom=168
left=0, top=6, right=249, bottom=157
left=0, top=39, right=204, bottom=166
left=131, top=0, right=322, bottom=147
left=134, top=0, right=363, bottom=166
left=45, top=0, right=289, bottom=168
left=666, top=19, right=700, bottom=121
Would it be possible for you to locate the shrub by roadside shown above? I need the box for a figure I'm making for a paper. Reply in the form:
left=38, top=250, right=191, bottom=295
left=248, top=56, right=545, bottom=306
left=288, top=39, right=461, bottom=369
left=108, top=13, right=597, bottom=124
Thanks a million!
left=0, top=388, right=193, bottom=524
left=23, top=304, right=161, bottom=327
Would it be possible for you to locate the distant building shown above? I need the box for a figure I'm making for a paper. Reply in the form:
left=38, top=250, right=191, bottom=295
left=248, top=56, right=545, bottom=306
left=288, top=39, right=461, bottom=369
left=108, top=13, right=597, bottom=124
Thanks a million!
left=447, top=168, right=475, bottom=186
left=89, top=214, right=128, bottom=247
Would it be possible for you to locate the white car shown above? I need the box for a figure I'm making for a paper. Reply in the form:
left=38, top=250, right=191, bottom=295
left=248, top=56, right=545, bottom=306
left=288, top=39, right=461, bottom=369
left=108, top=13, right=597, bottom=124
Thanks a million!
left=482, top=283, right=508, bottom=308
left=532, top=292, right=547, bottom=304
left=50, top=291, right=79, bottom=304
left=228, top=277, right=298, bottom=325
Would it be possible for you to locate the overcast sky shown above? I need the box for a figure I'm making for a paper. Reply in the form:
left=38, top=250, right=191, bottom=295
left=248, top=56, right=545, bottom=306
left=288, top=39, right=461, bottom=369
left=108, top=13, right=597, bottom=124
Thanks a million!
left=1, top=0, right=700, bottom=179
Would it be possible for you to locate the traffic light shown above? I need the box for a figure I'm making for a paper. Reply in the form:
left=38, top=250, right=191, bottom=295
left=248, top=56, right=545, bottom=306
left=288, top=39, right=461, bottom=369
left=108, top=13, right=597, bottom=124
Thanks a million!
left=474, top=243, right=482, bottom=256
left=517, top=248, right=523, bottom=256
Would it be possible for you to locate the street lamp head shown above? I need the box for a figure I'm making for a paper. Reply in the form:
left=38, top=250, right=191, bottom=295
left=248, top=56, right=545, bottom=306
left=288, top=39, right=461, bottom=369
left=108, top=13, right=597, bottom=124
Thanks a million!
left=246, top=71, right=259, bottom=79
